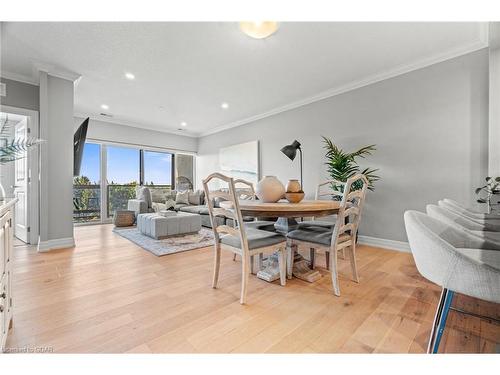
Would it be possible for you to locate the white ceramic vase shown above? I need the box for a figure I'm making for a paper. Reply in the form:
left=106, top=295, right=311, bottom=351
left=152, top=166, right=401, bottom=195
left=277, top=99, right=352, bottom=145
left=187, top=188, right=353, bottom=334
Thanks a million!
left=256, top=176, right=285, bottom=203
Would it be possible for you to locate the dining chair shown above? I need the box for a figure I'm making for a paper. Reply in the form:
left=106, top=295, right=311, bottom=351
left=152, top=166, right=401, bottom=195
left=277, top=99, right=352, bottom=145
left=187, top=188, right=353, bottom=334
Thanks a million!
left=287, top=174, right=369, bottom=296
left=203, top=172, right=287, bottom=304
left=439, top=198, right=500, bottom=223
left=298, top=179, right=344, bottom=229
left=427, top=204, right=500, bottom=233
left=231, top=178, right=277, bottom=270
left=404, top=210, right=500, bottom=353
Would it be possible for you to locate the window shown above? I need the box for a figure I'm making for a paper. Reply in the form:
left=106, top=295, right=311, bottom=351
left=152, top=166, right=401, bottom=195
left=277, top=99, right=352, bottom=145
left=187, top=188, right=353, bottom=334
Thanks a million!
left=72, top=142, right=194, bottom=224
left=143, top=150, right=173, bottom=186
left=107, top=146, right=140, bottom=217
left=73, top=143, right=100, bottom=223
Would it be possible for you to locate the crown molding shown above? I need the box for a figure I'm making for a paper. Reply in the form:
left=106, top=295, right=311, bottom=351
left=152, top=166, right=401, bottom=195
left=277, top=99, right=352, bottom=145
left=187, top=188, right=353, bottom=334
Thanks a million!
left=33, top=62, right=82, bottom=84
left=74, top=112, right=199, bottom=138
left=200, top=39, right=489, bottom=137
left=0, top=70, right=38, bottom=85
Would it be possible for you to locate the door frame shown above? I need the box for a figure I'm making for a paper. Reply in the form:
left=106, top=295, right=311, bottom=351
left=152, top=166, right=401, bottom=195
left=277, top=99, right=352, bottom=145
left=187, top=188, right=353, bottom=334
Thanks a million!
left=0, top=104, right=39, bottom=245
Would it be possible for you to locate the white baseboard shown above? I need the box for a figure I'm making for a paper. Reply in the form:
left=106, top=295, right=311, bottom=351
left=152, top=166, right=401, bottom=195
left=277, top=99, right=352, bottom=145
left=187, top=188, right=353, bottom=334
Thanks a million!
left=37, top=237, right=75, bottom=252
left=357, top=235, right=410, bottom=253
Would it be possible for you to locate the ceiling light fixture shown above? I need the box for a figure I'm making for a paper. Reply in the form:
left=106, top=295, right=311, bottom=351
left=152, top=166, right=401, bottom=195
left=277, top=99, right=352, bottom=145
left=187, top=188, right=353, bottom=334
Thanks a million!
left=239, top=21, right=279, bottom=39
left=180, top=122, right=187, bottom=127
left=100, top=104, right=109, bottom=110
left=125, top=72, right=135, bottom=80
left=221, top=102, right=229, bottom=109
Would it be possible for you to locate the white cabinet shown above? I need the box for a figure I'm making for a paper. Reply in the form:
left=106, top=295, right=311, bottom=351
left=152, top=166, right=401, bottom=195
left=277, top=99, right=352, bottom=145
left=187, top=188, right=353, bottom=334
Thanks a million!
left=0, top=200, right=15, bottom=353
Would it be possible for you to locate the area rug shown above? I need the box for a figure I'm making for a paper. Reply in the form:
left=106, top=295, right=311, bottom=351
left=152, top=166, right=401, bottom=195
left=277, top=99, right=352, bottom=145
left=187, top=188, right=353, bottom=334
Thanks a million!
left=113, top=226, right=215, bottom=256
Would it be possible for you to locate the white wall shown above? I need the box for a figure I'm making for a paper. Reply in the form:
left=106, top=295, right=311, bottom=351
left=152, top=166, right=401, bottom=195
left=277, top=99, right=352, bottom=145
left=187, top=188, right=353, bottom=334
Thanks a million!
left=197, top=49, right=489, bottom=243
left=74, top=117, right=197, bottom=153
left=39, top=72, right=75, bottom=250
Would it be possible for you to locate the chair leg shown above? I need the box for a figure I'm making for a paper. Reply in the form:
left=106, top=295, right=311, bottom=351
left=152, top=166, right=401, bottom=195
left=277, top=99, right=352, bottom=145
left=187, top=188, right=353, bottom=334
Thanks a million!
left=258, top=254, right=264, bottom=272
left=278, top=248, right=286, bottom=286
left=427, top=288, right=454, bottom=353
left=330, top=247, right=340, bottom=296
left=325, top=251, right=330, bottom=270
left=233, top=254, right=237, bottom=261
left=348, top=244, right=359, bottom=283
left=250, top=255, right=255, bottom=274
left=286, top=239, right=294, bottom=279
left=212, top=244, right=221, bottom=288
left=309, top=248, right=316, bottom=270
left=240, top=254, right=251, bottom=304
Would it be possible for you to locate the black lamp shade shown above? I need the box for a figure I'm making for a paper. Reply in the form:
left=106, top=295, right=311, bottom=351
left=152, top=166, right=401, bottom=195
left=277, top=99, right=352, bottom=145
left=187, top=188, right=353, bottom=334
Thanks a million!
left=281, top=140, right=301, bottom=160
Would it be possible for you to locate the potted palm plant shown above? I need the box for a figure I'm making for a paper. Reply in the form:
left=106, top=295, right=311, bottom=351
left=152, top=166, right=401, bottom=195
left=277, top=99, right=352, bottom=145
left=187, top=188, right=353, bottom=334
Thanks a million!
left=322, top=136, right=380, bottom=192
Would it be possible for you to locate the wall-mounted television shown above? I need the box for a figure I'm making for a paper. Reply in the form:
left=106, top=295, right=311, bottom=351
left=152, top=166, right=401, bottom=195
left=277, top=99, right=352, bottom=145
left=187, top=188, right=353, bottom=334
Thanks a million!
left=73, top=117, right=89, bottom=176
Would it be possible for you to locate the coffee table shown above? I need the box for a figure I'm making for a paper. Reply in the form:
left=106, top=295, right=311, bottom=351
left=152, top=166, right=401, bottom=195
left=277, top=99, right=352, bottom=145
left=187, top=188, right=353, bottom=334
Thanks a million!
left=137, top=212, right=202, bottom=239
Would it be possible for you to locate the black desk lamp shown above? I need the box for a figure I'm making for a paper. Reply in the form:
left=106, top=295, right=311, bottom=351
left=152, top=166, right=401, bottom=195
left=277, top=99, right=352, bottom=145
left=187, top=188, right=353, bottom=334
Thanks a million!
left=281, top=140, right=303, bottom=190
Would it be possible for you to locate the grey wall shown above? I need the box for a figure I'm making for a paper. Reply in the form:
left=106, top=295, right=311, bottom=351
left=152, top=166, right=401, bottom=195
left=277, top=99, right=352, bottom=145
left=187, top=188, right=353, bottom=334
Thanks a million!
left=0, top=77, right=39, bottom=111
left=74, top=117, right=198, bottom=153
left=197, top=49, right=489, bottom=242
left=39, top=73, right=75, bottom=245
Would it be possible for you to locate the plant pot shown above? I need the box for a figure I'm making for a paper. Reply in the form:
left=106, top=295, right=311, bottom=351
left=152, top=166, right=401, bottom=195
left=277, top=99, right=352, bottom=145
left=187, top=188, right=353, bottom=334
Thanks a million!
left=256, top=176, right=285, bottom=203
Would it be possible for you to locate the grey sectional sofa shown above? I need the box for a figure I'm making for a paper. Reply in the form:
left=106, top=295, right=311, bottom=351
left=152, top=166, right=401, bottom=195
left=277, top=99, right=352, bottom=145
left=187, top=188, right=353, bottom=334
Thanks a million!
left=127, top=186, right=252, bottom=229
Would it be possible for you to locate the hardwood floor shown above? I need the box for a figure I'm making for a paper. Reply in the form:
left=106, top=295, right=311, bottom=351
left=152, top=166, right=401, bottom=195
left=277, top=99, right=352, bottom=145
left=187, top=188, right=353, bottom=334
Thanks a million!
left=5, top=224, right=499, bottom=353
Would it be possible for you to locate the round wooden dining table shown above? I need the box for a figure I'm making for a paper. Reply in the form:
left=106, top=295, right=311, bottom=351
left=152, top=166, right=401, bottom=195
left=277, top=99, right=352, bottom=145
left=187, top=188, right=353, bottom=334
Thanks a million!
left=221, top=199, right=341, bottom=283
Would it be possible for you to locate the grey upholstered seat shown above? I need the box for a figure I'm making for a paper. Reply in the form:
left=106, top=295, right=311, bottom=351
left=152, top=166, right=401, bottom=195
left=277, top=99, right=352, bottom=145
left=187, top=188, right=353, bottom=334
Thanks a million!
left=220, top=228, right=285, bottom=250
left=297, top=219, right=335, bottom=229
left=287, top=226, right=350, bottom=247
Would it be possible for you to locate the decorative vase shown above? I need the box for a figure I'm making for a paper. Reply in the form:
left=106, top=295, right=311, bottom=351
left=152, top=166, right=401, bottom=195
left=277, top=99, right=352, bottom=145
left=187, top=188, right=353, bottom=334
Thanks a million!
left=256, top=176, right=285, bottom=203
left=286, top=179, right=302, bottom=193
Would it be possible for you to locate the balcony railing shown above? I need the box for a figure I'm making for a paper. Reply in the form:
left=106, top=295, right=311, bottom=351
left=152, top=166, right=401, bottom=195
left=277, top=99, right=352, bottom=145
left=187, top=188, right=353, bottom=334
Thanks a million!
left=74, top=183, right=172, bottom=223
left=73, top=184, right=101, bottom=223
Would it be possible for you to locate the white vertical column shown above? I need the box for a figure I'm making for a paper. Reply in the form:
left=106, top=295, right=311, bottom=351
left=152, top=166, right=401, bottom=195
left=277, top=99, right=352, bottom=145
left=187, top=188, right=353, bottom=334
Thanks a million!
left=489, top=23, right=500, bottom=177
left=100, top=144, right=108, bottom=222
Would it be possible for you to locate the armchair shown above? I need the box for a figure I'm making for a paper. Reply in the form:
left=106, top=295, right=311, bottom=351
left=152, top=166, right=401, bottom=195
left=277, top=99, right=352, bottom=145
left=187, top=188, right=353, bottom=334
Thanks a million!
left=127, top=186, right=154, bottom=216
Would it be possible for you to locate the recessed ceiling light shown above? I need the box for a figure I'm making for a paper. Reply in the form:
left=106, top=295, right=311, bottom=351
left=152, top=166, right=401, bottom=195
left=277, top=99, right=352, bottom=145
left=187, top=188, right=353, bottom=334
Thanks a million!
left=101, top=104, right=109, bottom=110
left=125, top=72, right=135, bottom=80
left=239, top=22, right=279, bottom=39
left=180, top=122, right=187, bottom=127
left=221, top=102, right=229, bottom=109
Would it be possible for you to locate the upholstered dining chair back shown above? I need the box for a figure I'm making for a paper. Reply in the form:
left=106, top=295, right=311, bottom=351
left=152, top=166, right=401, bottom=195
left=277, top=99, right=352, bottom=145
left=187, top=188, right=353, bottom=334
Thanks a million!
left=428, top=204, right=500, bottom=232
left=202, top=173, right=248, bottom=254
left=330, top=174, right=369, bottom=248
left=440, top=198, right=500, bottom=221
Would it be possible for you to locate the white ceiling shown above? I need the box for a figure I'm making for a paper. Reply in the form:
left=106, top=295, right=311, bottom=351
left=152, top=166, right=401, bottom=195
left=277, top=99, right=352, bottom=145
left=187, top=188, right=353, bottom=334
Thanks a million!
left=1, top=22, right=488, bottom=137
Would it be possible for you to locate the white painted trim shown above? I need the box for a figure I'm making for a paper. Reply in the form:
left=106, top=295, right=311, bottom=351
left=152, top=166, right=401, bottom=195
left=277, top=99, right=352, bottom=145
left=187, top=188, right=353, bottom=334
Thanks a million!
left=37, top=237, right=75, bottom=252
left=0, top=71, right=38, bottom=86
left=74, top=112, right=199, bottom=138
left=32, top=62, right=81, bottom=84
left=200, top=41, right=489, bottom=137
left=358, top=235, right=410, bottom=253
left=0, top=104, right=40, bottom=245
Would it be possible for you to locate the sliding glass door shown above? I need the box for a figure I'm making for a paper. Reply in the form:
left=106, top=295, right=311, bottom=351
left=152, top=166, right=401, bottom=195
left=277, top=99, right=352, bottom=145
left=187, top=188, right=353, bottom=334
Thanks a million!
left=107, top=146, right=140, bottom=217
left=73, top=141, right=192, bottom=224
left=73, top=143, right=101, bottom=223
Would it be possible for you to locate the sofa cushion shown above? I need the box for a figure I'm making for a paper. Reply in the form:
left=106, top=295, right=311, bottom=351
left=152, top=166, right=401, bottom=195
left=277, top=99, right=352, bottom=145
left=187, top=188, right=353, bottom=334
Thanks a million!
left=202, top=214, right=225, bottom=228
left=136, top=187, right=152, bottom=208
left=175, top=190, right=189, bottom=205
left=179, top=205, right=206, bottom=215
left=220, top=228, right=285, bottom=250
left=188, top=190, right=204, bottom=205
left=174, top=203, right=189, bottom=211
left=150, top=189, right=166, bottom=204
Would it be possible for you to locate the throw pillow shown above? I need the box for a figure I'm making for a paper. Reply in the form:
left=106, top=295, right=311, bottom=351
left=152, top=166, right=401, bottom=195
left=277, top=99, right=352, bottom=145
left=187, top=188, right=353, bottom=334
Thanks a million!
left=150, top=189, right=166, bottom=204
left=175, top=190, right=189, bottom=205
left=136, top=187, right=152, bottom=208
left=188, top=190, right=203, bottom=205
